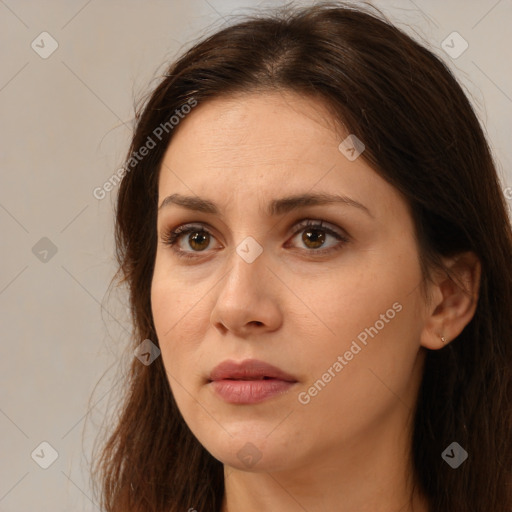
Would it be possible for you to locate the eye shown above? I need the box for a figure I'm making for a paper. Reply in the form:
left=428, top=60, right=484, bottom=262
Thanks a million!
left=160, top=219, right=349, bottom=260
left=160, top=224, right=219, bottom=260
left=286, top=219, right=349, bottom=254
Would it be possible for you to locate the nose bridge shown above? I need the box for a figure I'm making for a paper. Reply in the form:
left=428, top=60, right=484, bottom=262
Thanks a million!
left=210, top=237, right=283, bottom=333
left=219, top=239, right=267, bottom=299
left=220, top=203, right=268, bottom=287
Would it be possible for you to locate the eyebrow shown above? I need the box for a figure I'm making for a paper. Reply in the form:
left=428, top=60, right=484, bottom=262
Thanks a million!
left=158, top=192, right=373, bottom=218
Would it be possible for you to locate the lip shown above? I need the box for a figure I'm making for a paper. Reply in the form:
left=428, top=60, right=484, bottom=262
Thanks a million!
left=208, top=359, right=298, bottom=404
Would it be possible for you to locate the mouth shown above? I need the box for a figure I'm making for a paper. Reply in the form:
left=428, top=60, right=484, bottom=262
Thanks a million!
left=208, top=359, right=298, bottom=404
left=208, top=358, right=298, bottom=383
left=223, top=376, right=279, bottom=380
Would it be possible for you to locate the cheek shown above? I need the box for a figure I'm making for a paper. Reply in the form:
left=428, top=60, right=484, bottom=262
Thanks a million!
left=150, top=264, right=211, bottom=381
left=301, top=267, right=399, bottom=346
left=297, top=257, right=424, bottom=394
left=151, top=253, right=197, bottom=334
left=151, top=264, right=187, bottom=365
left=291, top=298, right=423, bottom=450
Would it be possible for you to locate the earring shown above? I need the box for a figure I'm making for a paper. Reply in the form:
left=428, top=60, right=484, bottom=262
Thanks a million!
left=440, top=334, right=447, bottom=343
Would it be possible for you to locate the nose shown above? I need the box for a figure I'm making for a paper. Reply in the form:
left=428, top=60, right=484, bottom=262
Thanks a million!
left=209, top=247, right=283, bottom=337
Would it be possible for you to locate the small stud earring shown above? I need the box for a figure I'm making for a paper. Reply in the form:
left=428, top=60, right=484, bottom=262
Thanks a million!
left=440, top=335, right=447, bottom=343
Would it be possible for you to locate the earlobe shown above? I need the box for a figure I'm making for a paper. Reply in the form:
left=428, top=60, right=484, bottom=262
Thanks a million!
left=419, top=251, right=481, bottom=350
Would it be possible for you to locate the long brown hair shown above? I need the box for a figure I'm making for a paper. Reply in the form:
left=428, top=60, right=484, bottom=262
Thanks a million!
left=90, top=2, right=512, bottom=510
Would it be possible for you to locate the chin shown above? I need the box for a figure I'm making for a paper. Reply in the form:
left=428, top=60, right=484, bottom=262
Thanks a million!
left=196, top=427, right=298, bottom=472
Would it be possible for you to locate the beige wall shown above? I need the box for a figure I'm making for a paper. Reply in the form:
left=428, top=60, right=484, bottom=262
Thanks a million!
left=0, top=0, right=510, bottom=509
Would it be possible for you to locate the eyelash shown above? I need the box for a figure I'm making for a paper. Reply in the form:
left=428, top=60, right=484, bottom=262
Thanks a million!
left=160, top=219, right=350, bottom=260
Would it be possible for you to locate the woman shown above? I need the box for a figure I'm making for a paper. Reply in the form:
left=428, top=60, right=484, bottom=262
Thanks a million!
left=91, top=2, right=512, bottom=511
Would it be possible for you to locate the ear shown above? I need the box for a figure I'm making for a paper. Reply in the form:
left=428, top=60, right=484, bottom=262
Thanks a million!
left=420, top=251, right=481, bottom=350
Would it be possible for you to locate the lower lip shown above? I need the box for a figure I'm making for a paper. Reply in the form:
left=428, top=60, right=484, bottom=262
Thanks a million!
left=209, top=379, right=296, bottom=404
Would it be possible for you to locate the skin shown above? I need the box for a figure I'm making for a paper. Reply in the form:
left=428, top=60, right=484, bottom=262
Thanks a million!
left=150, top=90, right=481, bottom=512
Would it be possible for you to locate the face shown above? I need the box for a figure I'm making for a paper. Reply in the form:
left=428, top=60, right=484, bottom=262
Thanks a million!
left=151, top=90, right=430, bottom=473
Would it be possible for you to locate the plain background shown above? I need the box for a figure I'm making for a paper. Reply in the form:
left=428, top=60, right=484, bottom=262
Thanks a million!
left=0, top=0, right=511, bottom=510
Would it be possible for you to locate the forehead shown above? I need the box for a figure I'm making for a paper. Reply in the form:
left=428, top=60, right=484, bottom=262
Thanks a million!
left=164, top=91, right=342, bottom=168
left=157, top=91, right=407, bottom=225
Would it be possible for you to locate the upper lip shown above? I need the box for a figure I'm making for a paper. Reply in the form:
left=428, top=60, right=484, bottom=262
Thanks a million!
left=208, top=359, right=298, bottom=382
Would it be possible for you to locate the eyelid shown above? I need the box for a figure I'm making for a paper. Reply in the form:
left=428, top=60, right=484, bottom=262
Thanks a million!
left=160, top=222, right=219, bottom=245
left=161, top=218, right=346, bottom=240
left=290, top=218, right=347, bottom=237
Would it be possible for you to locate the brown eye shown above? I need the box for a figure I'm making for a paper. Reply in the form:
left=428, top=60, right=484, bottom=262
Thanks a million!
left=287, top=220, right=349, bottom=254
left=301, top=228, right=326, bottom=249
left=161, top=225, right=219, bottom=259
left=187, top=231, right=210, bottom=251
